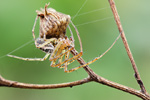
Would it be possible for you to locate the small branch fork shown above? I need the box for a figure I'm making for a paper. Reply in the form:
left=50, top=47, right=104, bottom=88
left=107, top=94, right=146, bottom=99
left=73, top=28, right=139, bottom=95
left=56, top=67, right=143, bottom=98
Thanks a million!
left=0, top=0, right=149, bottom=100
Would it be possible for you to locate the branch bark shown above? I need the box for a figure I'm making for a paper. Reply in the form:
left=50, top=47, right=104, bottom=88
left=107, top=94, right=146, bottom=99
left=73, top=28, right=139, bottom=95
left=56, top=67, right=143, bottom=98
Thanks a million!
left=108, top=0, right=148, bottom=95
left=0, top=48, right=150, bottom=99
left=0, top=75, right=92, bottom=89
left=71, top=49, right=150, bottom=100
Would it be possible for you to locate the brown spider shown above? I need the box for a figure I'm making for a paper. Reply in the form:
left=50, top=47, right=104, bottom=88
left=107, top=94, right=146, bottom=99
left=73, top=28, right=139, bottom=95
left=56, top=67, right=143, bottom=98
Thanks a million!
left=8, top=3, right=120, bottom=72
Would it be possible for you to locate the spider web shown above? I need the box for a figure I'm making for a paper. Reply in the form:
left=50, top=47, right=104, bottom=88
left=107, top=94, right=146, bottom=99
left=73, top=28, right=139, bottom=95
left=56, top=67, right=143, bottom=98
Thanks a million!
left=0, top=0, right=114, bottom=59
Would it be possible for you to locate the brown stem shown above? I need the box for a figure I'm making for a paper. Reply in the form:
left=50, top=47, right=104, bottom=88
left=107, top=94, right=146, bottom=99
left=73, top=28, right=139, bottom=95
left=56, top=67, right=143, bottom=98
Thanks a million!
left=0, top=48, right=150, bottom=99
left=108, top=0, right=148, bottom=95
left=95, top=77, right=149, bottom=100
left=70, top=49, right=150, bottom=100
left=0, top=75, right=92, bottom=89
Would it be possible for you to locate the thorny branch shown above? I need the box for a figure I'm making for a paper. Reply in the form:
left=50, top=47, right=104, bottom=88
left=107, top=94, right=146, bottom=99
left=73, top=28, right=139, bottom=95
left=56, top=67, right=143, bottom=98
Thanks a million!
left=0, top=0, right=150, bottom=100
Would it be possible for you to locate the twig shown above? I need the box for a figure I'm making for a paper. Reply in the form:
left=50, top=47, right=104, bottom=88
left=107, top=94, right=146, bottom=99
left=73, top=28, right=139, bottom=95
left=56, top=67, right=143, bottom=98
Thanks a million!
left=108, top=0, right=148, bottom=95
left=71, top=49, right=150, bottom=100
left=0, top=75, right=92, bottom=89
left=1, top=48, right=149, bottom=99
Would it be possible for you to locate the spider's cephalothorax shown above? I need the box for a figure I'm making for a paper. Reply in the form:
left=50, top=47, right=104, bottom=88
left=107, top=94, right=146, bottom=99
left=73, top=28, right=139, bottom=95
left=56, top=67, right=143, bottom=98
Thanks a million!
left=35, top=38, right=56, bottom=54
left=36, top=3, right=71, bottom=39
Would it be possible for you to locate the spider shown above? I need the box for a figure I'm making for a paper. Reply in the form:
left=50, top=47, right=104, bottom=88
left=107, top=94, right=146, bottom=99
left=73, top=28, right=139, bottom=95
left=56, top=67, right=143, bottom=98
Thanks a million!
left=8, top=3, right=120, bottom=72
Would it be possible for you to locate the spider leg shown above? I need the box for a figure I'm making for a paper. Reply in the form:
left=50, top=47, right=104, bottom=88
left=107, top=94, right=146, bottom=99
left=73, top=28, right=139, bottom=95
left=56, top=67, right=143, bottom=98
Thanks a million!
left=7, top=53, right=50, bottom=61
left=65, top=34, right=121, bottom=73
left=49, top=41, right=77, bottom=68
left=68, top=25, right=75, bottom=47
left=50, top=50, right=69, bottom=69
left=49, top=37, right=75, bottom=61
left=55, top=47, right=81, bottom=72
left=70, top=20, right=83, bottom=52
left=50, top=49, right=82, bottom=67
left=32, top=15, right=39, bottom=40
left=58, top=49, right=70, bottom=69
left=52, top=48, right=73, bottom=69
left=49, top=39, right=64, bottom=61
left=57, top=48, right=81, bottom=69
left=65, top=55, right=79, bottom=66
left=50, top=46, right=74, bottom=61
left=58, top=50, right=65, bottom=63
left=63, top=49, right=70, bottom=71
left=57, top=50, right=65, bottom=68
left=64, top=51, right=82, bottom=73
left=50, top=43, right=64, bottom=67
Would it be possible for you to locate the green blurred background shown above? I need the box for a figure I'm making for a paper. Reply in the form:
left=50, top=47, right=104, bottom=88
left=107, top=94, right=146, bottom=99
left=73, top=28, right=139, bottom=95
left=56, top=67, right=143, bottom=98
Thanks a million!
left=0, top=0, right=150, bottom=100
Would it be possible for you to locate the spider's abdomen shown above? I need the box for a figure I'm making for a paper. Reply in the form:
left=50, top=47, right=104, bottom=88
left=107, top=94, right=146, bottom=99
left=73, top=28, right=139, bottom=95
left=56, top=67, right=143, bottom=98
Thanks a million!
left=37, top=8, right=71, bottom=39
